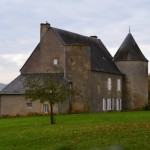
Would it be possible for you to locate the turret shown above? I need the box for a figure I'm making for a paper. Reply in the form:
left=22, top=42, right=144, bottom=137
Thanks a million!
left=114, top=32, right=148, bottom=110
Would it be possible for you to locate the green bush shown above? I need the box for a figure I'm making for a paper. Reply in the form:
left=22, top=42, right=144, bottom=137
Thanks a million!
left=142, top=103, right=150, bottom=111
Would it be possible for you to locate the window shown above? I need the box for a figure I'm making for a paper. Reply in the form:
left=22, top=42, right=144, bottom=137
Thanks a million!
left=117, top=79, right=121, bottom=91
left=103, top=98, right=106, bottom=111
left=26, top=103, right=32, bottom=108
left=43, top=104, right=49, bottom=113
left=107, top=78, right=112, bottom=91
left=119, top=99, right=122, bottom=110
left=112, top=98, right=114, bottom=110
left=53, top=58, right=58, bottom=65
left=107, top=98, right=111, bottom=111
left=116, top=99, right=119, bottom=111
left=116, top=99, right=122, bottom=111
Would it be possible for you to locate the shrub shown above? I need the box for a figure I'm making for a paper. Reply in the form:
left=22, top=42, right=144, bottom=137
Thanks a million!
left=142, top=104, right=150, bottom=111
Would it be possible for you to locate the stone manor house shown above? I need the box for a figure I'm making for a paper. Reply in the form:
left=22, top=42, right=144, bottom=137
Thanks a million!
left=0, top=23, right=148, bottom=117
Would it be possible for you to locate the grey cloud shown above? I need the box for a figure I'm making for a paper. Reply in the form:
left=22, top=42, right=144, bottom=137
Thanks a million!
left=0, top=0, right=150, bottom=83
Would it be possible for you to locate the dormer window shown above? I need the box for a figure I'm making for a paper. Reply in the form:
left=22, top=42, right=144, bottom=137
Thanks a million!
left=53, top=58, right=58, bottom=65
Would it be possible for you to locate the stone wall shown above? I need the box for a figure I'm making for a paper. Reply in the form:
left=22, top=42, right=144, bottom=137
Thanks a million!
left=64, top=44, right=91, bottom=113
left=115, top=61, right=148, bottom=110
left=64, top=44, right=123, bottom=113
left=21, top=28, right=64, bottom=74
left=89, top=71, right=122, bottom=112
left=0, top=95, right=58, bottom=117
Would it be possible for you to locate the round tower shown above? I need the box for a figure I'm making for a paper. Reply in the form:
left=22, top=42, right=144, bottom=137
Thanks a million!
left=114, top=32, right=148, bottom=110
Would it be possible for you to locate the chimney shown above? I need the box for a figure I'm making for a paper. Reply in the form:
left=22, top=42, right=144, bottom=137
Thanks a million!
left=90, top=35, right=97, bottom=38
left=40, top=22, right=50, bottom=40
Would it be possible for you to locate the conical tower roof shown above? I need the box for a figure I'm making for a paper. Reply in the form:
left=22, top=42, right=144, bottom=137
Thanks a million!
left=114, top=33, right=148, bottom=62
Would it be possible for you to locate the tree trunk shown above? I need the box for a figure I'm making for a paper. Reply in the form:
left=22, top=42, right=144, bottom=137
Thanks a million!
left=50, top=101, right=55, bottom=124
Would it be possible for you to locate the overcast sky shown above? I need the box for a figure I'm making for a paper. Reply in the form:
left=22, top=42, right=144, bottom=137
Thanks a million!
left=0, top=0, right=150, bottom=84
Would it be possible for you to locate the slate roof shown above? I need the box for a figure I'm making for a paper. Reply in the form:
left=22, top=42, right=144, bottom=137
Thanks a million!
left=0, top=73, right=68, bottom=95
left=1, top=26, right=123, bottom=95
left=114, top=33, right=148, bottom=62
left=52, top=27, right=122, bottom=74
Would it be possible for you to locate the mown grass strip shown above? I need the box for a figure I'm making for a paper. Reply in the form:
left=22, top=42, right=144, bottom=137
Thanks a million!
left=0, top=111, right=150, bottom=150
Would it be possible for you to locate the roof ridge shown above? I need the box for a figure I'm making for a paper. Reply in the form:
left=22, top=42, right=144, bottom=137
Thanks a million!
left=52, top=27, right=100, bottom=41
left=52, top=26, right=122, bottom=74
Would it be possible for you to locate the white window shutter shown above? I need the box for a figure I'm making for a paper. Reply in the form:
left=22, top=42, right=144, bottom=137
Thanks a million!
left=119, top=99, right=122, bottom=110
left=103, top=98, right=106, bottom=111
left=116, top=99, right=119, bottom=111
left=112, top=98, right=114, bottom=110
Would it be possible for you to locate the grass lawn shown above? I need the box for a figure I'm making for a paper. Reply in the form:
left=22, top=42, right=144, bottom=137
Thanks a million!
left=0, top=111, right=150, bottom=150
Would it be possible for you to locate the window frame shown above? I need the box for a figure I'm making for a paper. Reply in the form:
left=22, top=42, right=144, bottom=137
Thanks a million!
left=116, top=98, right=122, bottom=111
left=102, top=98, right=106, bottom=111
left=117, top=79, right=121, bottom=92
left=107, top=78, right=112, bottom=91
left=53, top=58, right=58, bottom=65
left=26, top=103, right=32, bottom=108
left=112, top=98, right=115, bottom=110
left=107, top=98, right=111, bottom=111
left=43, top=104, right=49, bottom=113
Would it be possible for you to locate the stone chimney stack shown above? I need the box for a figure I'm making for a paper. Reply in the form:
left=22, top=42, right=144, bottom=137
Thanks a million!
left=40, top=22, right=50, bottom=40
left=90, top=35, right=97, bottom=39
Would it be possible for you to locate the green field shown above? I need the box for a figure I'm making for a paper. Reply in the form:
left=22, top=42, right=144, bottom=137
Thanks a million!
left=0, top=111, right=150, bottom=150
